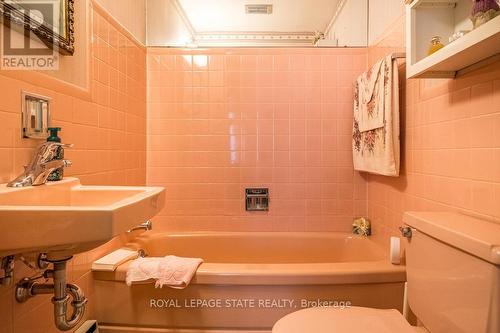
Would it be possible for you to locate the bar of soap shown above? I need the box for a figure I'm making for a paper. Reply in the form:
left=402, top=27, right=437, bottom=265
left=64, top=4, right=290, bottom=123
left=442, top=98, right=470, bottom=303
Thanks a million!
left=92, top=248, right=138, bottom=272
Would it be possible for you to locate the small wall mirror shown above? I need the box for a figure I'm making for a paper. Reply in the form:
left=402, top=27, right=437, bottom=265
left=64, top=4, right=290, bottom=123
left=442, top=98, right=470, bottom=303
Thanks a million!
left=22, top=91, right=51, bottom=139
left=0, top=0, right=75, bottom=55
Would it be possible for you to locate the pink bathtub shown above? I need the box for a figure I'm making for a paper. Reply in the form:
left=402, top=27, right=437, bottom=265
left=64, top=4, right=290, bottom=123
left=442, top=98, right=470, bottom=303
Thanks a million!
left=93, top=232, right=406, bottom=332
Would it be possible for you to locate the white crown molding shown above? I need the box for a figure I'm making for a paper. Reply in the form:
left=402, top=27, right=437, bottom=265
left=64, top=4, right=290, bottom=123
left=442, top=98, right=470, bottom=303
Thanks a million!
left=171, top=0, right=195, bottom=40
left=195, top=31, right=317, bottom=45
left=324, top=0, right=348, bottom=36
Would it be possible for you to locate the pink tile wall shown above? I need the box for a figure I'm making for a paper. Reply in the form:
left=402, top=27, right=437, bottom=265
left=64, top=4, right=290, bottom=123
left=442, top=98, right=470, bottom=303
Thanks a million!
left=0, top=3, right=146, bottom=332
left=147, top=48, right=368, bottom=231
left=367, top=16, right=500, bottom=246
left=0, top=9, right=146, bottom=186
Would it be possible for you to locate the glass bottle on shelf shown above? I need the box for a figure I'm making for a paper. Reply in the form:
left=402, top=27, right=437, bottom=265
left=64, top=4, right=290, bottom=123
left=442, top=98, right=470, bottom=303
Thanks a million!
left=427, top=36, right=444, bottom=55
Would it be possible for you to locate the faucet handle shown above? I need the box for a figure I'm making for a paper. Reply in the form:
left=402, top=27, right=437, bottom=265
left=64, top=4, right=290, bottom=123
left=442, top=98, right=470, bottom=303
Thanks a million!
left=40, top=159, right=72, bottom=169
left=38, top=142, right=73, bottom=155
left=36, top=142, right=73, bottom=164
left=47, top=142, right=74, bottom=149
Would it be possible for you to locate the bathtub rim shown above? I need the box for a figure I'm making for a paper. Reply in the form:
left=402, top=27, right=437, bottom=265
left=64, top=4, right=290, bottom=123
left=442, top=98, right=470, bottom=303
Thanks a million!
left=93, top=231, right=406, bottom=286
left=93, top=260, right=406, bottom=285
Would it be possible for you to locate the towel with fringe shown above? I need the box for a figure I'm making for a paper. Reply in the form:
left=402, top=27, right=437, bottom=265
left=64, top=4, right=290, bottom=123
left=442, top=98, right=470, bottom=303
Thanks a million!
left=126, top=255, right=203, bottom=289
left=352, top=54, right=400, bottom=176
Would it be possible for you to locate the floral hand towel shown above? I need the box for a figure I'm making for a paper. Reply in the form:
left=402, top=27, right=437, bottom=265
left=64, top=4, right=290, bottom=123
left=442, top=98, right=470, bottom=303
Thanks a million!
left=352, top=54, right=400, bottom=176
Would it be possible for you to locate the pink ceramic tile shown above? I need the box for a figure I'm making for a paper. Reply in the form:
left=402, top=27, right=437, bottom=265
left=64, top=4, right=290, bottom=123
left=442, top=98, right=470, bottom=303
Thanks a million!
left=470, top=82, right=494, bottom=117
left=146, top=48, right=376, bottom=232
left=257, top=55, right=274, bottom=71
left=193, top=55, right=208, bottom=70
left=321, top=55, right=337, bottom=71
left=225, top=55, right=241, bottom=71
left=273, top=55, right=290, bottom=71
left=366, top=16, right=500, bottom=250
left=241, top=55, right=257, bottom=71
left=175, top=55, right=192, bottom=71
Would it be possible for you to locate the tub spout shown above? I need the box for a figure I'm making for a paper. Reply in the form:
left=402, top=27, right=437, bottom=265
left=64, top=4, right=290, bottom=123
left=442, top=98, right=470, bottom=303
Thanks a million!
left=127, top=220, right=153, bottom=233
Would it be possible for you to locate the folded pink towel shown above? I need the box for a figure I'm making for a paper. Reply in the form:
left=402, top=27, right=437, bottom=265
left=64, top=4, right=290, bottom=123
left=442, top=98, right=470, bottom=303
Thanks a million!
left=126, top=255, right=203, bottom=289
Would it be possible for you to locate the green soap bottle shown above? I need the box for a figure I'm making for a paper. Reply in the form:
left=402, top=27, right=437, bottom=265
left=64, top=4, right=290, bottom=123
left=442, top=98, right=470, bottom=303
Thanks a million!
left=47, top=127, right=64, bottom=181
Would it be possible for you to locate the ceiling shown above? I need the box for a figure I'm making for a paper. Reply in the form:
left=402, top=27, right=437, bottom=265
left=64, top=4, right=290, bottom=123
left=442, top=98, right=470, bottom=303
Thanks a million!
left=146, top=0, right=368, bottom=47
left=177, top=0, right=341, bottom=33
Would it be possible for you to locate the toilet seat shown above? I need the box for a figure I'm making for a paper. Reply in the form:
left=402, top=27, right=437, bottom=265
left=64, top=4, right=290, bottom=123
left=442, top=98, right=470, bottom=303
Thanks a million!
left=272, top=306, right=416, bottom=333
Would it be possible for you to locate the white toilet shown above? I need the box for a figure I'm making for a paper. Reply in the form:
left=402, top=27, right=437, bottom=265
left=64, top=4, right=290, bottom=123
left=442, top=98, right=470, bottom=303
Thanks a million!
left=273, top=212, right=500, bottom=333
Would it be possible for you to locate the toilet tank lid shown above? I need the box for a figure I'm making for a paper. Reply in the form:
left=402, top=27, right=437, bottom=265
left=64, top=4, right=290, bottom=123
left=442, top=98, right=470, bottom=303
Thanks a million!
left=403, top=212, right=500, bottom=265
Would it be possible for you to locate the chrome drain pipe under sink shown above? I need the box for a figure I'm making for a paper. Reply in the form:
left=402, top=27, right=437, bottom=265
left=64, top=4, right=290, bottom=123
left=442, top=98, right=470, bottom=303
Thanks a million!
left=15, top=258, right=87, bottom=331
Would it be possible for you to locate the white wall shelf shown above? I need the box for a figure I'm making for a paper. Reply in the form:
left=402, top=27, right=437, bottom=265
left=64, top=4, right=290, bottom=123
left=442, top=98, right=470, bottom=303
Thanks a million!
left=406, top=0, right=500, bottom=79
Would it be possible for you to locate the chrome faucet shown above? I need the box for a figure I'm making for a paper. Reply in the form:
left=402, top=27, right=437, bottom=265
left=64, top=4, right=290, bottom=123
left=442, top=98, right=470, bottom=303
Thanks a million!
left=7, top=142, right=73, bottom=187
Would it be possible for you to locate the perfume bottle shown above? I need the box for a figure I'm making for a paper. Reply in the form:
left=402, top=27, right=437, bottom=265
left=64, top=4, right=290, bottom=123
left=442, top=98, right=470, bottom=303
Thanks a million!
left=427, top=36, right=444, bottom=55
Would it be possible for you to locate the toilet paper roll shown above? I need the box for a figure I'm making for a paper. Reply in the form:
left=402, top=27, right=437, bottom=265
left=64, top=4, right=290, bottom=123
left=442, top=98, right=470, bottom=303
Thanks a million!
left=390, top=237, right=401, bottom=265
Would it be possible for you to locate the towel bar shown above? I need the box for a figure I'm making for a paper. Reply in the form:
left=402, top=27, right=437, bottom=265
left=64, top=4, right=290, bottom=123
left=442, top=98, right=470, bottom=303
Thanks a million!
left=391, top=52, right=406, bottom=60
